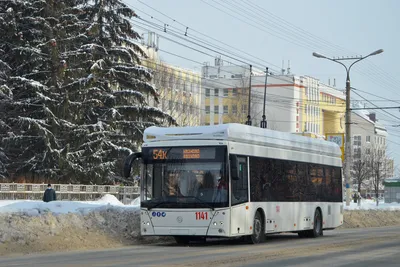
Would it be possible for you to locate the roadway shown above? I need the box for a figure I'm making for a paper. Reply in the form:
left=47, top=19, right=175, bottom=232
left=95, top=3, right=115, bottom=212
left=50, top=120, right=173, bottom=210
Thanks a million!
left=1, top=226, right=399, bottom=267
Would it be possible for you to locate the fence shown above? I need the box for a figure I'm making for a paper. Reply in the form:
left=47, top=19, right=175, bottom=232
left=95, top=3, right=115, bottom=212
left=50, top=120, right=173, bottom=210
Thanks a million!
left=0, top=183, right=140, bottom=204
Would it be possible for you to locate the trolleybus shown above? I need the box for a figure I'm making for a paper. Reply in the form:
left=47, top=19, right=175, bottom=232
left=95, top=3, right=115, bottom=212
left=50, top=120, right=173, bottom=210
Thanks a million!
left=124, top=124, right=343, bottom=244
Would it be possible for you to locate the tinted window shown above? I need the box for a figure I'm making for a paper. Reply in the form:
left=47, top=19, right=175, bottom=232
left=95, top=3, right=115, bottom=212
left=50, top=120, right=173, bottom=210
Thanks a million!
left=250, top=156, right=342, bottom=202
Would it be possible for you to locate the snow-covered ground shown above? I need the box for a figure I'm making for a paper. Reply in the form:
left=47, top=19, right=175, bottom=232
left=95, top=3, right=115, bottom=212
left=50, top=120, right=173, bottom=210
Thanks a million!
left=0, top=195, right=399, bottom=215
left=0, top=194, right=140, bottom=216
left=0, top=195, right=399, bottom=256
left=345, top=198, right=400, bottom=211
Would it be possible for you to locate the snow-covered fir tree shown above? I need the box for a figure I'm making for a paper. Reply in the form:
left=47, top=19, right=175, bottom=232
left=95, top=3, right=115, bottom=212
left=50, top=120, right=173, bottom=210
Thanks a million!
left=0, top=0, right=68, bottom=181
left=56, top=0, right=176, bottom=184
left=0, top=0, right=174, bottom=184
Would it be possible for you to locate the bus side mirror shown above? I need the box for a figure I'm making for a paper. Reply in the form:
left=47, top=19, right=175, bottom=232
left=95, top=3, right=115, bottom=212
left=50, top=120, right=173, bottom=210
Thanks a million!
left=230, top=154, right=240, bottom=180
left=123, top=152, right=142, bottom=178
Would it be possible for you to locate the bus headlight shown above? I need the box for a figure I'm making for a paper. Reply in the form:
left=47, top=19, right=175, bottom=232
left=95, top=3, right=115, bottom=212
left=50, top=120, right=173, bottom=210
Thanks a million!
left=220, top=221, right=224, bottom=225
left=213, top=222, right=217, bottom=226
left=143, top=221, right=150, bottom=225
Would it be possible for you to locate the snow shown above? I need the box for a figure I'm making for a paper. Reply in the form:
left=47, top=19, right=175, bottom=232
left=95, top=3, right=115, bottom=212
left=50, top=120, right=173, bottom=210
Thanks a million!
left=62, top=74, right=94, bottom=89
left=345, top=198, right=400, bottom=211
left=0, top=194, right=139, bottom=216
left=10, top=76, right=47, bottom=90
left=385, top=177, right=400, bottom=183
left=1, top=194, right=399, bottom=215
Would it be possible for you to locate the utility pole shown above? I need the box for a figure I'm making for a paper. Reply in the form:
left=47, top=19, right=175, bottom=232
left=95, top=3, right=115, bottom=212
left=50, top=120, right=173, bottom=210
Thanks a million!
left=312, top=49, right=383, bottom=206
left=246, top=65, right=252, bottom=126
left=260, top=67, right=268, bottom=128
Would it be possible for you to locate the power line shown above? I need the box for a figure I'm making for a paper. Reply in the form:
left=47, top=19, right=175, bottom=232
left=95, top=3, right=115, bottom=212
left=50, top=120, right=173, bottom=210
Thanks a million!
left=199, top=0, right=400, bottom=99
left=134, top=0, right=283, bottom=72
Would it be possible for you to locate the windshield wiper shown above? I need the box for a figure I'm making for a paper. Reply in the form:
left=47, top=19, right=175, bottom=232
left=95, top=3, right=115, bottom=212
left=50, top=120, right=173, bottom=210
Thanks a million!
left=147, top=201, right=169, bottom=211
left=146, top=196, right=215, bottom=211
left=177, top=196, right=215, bottom=211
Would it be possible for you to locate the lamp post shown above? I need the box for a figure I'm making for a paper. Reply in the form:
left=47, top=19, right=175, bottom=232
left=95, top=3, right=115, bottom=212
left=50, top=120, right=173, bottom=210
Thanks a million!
left=312, top=49, right=383, bottom=206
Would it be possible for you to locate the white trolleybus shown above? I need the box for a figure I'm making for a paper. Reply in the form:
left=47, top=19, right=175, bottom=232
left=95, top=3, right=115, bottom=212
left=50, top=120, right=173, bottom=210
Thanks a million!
left=124, top=123, right=343, bottom=244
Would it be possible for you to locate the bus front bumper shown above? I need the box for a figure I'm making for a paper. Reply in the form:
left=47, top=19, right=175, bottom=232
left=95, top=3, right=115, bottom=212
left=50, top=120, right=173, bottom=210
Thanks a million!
left=140, top=209, right=230, bottom=237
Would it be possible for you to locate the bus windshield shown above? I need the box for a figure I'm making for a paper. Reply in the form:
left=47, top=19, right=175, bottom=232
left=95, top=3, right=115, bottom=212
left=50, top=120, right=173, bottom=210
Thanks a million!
left=141, top=146, right=228, bottom=209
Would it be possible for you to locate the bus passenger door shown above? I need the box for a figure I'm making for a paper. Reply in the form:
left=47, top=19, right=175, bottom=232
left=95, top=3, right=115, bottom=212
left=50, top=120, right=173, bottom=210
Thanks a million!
left=230, top=156, right=249, bottom=235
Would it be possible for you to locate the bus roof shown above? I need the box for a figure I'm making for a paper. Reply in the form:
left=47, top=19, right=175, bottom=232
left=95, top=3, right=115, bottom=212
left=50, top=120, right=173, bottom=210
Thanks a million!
left=143, top=123, right=341, bottom=158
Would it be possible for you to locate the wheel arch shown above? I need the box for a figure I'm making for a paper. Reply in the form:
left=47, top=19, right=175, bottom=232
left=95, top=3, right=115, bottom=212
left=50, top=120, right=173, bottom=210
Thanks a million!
left=315, top=206, right=323, bottom=222
left=255, top=207, right=266, bottom=233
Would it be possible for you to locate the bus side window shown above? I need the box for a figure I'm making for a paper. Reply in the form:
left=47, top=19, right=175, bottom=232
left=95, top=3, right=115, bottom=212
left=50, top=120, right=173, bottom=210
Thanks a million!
left=231, top=157, right=249, bottom=205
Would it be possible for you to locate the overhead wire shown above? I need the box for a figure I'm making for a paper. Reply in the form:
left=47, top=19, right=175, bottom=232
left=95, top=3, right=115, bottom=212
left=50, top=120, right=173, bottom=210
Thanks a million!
left=198, top=0, right=400, bottom=99
left=134, top=0, right=283, bottom=71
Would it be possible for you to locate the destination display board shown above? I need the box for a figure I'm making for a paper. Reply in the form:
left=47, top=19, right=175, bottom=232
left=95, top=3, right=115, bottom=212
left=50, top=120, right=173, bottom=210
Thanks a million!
left=143, top=146, right=224, bottom=163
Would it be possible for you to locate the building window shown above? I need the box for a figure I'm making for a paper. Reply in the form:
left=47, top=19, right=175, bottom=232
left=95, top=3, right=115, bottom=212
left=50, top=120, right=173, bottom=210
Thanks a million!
left=366, top=136, right=371, bottom=143
left=232, top=88, right=238, bottom=97
left=242, top=104, right=247, bottom=114
left=214, top=88, right=219, bottom=96
left=353, top=135, right=361, bottom=146
left=232, top=105, right=237, bottom=114
left=223, top=88, right=229, bottom=97
left=205, top=106, right=210, bottom=114
left=205, top=88, right=210, bottom=97
left=223, top=105, right=228, bottom=114
left=354, top=147, right=361, bottom=158
left=214, top=105, right=219, bottom=114
left=366, top=148, right=371, bottom=154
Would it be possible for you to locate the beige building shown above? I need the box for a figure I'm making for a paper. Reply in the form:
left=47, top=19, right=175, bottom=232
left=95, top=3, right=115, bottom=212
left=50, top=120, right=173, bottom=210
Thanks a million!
left=139, top=32, right=202, bottom=126
left=200, top=59, right=346, bottom=139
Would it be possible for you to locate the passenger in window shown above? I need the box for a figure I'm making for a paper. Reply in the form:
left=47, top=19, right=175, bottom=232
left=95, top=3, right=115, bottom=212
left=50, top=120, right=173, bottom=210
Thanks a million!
left=181, top=171, right=200, bottom=196
left=198, top=171, right=215, bottom=202
left=168, top=173, right=183, bottom=197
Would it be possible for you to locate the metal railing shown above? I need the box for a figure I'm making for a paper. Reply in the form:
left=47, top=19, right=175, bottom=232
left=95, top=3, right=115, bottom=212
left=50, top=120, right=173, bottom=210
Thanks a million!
left=0, top=183, right=140, bottom=204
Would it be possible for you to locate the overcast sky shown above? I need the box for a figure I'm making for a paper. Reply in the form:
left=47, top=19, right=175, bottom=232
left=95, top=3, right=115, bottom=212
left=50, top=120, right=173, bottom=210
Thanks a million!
left=127, top=0, right=400, bottom=171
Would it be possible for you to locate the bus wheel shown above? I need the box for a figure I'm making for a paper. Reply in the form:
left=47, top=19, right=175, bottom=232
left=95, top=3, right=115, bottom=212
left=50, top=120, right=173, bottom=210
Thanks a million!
left=174, top=236, right=190, bottom=245
left=311, top=209, right=323, bottom=238
left=247, top=211, right=265, bottom=244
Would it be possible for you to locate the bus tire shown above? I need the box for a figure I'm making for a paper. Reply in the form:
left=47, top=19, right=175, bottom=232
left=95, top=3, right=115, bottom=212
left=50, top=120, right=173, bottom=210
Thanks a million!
left=174, top=236, right=191, bottom=245
left=311, top=208, right=323, bottom=238
left=247, top=211, right=265, bottom=244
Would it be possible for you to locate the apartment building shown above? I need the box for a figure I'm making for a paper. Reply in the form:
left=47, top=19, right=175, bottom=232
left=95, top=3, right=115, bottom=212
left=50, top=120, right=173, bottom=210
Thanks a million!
left=351, top=107, right=393, bottom=194
left=200, top=59, right=346, bottom=139
left=139, top=32, right=202, bottom=126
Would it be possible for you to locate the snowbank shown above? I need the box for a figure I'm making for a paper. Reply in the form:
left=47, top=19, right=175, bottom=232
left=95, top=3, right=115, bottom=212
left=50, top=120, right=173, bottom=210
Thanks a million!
left=0, top=195, right=167, bottom=256
left=344, top=199, right=400, bottom=211
left=0, top=196, right=400, bottom=256
left=0, top=194, right=134, bottom=216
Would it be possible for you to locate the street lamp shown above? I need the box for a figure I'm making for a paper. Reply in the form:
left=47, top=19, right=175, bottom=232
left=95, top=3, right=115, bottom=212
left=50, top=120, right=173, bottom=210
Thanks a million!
left=312, top=49, right=383, bottom=206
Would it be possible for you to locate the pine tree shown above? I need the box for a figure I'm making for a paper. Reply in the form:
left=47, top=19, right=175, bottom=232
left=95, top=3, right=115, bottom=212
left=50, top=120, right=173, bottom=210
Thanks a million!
left=0, top=0, right=80, bottom=182
left=58, top=0, right=175, bottom=184
left=0, top=0, right=174, bottom=184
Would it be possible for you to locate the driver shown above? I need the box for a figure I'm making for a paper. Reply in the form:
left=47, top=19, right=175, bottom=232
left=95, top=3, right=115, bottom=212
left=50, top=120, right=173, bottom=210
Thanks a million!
left=214, top=170, right=228, bottom=202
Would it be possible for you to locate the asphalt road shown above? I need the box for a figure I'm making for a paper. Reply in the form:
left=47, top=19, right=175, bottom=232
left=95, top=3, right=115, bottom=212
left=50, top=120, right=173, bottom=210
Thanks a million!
left=1, top=226, right=399, bottom=267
